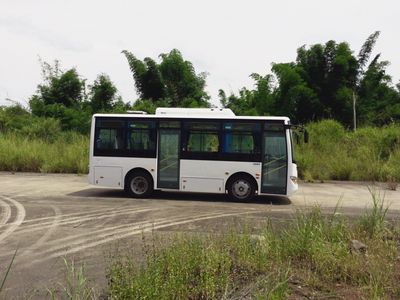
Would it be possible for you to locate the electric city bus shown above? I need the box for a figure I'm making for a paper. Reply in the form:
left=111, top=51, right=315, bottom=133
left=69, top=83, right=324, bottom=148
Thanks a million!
left=88, top=108, right=299, bottom=201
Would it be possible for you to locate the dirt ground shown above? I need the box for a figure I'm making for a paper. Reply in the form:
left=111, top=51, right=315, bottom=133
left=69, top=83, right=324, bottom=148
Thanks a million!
left=0, top=173, right=399, bottom=299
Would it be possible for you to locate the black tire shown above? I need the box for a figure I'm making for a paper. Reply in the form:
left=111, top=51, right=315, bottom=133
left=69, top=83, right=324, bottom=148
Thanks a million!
left=227, top=174, right=256, bottom=201
left=125, top=171, right=153, bottom=198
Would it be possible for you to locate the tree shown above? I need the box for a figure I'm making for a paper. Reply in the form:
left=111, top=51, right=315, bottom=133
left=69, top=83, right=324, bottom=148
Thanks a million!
left=352, top=31, right=380, bottom=130
left=358, top=59, right=400, bottom=124
left=88, top=74, right=118, bottom=113
left=29, top=60, right=90, bottom=133
left=159, top=49, right=210, bottom=107
left=122, top=50, right=166, bottom=101
left=37, top=60, right=85, bottom=107
left=271, top=63, right=320, bottom=123
left=295, top=41, right=357, bottom=124
left=122, top=49, right=210, bottom=108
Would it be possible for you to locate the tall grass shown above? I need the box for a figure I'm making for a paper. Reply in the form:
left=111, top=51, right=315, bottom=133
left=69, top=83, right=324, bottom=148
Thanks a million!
left=106, top=192, right=400, bottom=299
left=296, top=120, right=400, bottom=182
left=0, top=132, right=88, bottom=173
left=47, top=258, right=96, bottom=300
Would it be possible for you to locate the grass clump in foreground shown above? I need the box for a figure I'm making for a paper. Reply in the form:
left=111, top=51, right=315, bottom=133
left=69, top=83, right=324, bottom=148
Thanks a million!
left=47, top=258, right=96, bottom=300
left=106, top=192, right=400, bottom=299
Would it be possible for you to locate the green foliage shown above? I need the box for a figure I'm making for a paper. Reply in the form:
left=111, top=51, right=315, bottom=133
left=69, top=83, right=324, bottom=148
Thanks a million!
left=88, top=74, right=118, bottom=113
left=358, top=188, right=389, bottom=238
left=107, top=236, right=232, bottom=299
left=296, top=120, right=400, bottom=181
left=0, top=105, right=62, bottom=142
left=222, top=32, right=400, bottom=127
left=20, top=118, right=61, bottom=143
left=37, top=60, right=85, bottom=107
left=0, top=132, right=88, bottom=173
left=0, top=104, right=31, bottom=131
left=106, top=195, right=399, bottom=299
left=29, top=61, right=91, bottom=134
left=106, top=231, right=289, bottom=300
left=122, top=49, right=210, bottom=108
left=28, top=60, right=127, bottom=134
left=48, top=258, right=96, bottom=300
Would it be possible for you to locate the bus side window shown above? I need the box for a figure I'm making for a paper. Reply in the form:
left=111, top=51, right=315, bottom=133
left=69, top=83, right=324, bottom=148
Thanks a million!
left=97, top=128, right=119, bottom=150
left=222, top=132, right=255, bottom=154
left=114, top=131, right=124, bottom=149
left=187, top=132, right=219, bottom=152
left=126, top=120, right=156, bottom=153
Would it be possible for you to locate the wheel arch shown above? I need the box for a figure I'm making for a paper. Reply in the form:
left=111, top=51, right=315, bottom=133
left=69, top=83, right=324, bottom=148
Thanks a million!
left=225, top=172, right=259, bottom=194
left=124, top=168, right=155, bottom=190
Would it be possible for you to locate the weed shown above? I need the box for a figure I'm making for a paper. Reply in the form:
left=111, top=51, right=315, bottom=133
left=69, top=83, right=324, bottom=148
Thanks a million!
left=387, top=177, right=398, bottom=191
left=48, top=257, right=96, bottom=300
left=358, top=187, right=389, bottom=238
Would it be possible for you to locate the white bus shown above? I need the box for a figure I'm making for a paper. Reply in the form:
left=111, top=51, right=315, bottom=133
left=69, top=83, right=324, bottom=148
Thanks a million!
left=88, top=108, right=298, bottom=201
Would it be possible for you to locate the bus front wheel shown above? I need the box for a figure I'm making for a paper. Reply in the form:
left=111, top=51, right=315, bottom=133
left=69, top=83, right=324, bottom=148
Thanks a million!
left=125, top=171, right=153, bottom=198
left=227, top=175, right=256, bottom=201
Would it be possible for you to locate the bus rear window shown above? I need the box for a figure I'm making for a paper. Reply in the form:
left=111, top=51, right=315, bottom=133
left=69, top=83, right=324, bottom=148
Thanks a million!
left=93, top=118, right=156, bottom=157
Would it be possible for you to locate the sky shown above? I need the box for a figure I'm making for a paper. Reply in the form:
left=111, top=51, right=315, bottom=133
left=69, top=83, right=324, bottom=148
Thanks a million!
left=0, top=0, right=399, bottom=107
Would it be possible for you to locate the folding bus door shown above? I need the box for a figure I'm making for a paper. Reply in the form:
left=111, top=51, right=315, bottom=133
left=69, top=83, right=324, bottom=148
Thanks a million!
left=261, top=123, right=288, bottom=194
left=157, top=122, right=180, bottom=189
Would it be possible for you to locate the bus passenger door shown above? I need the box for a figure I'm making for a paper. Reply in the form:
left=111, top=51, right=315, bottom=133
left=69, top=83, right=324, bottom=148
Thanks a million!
left=261, top=124, right=288, bottom=194
left=157, top=129, right=180, bottom=189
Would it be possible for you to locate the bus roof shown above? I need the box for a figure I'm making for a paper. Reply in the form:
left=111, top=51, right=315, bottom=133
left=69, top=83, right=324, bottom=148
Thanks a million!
left=93, top=108, right=290, bottom=122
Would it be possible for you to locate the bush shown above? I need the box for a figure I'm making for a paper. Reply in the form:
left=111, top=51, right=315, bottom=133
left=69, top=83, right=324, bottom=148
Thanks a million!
left=20, top=118, right=61, bottom=143
left=296, top=120, right=400, bottom=181
left=0, top=132, right=88, bottom=173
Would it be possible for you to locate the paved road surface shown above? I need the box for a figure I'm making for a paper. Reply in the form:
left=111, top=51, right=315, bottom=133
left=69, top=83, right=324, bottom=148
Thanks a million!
left=0, top=173, right=399, bottom=299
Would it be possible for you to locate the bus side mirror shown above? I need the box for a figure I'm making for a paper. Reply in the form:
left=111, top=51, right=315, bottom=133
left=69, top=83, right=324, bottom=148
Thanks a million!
left=304, top=130, right=309, bottom=144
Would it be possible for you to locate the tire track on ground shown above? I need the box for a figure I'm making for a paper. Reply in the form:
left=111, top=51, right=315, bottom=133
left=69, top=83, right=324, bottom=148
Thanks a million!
left=0, top=198, right=11, bottom=225
left=0, top=207, right=162, bottom=258
left=20, top=205, right=125, bottom=225
left=26, top=211, right=225, bottom=257
left=20, top=205, right=62, bottom=256
left=24, top=210, right=253, bottom=266
left=14, top=207, right=158, bottom=235
left=0, top=196, right=26, bottom=243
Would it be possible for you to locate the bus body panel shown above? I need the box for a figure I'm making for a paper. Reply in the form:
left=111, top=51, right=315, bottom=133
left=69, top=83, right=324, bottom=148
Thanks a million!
left=180, top=160, right=262, bottom=194
left=89, top=157, right=157, bottom=189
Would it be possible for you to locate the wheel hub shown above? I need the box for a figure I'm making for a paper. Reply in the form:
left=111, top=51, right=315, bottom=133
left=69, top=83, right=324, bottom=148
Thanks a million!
left=131, top=176, right=148, bottom=195
left=233, top=180, right=251, bottom=199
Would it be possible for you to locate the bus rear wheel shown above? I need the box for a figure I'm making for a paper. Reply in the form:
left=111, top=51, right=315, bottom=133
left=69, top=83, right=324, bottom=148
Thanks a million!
left=125, top=171, right=153, bottom=198
left=227, top=175, right=256, bottom=201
